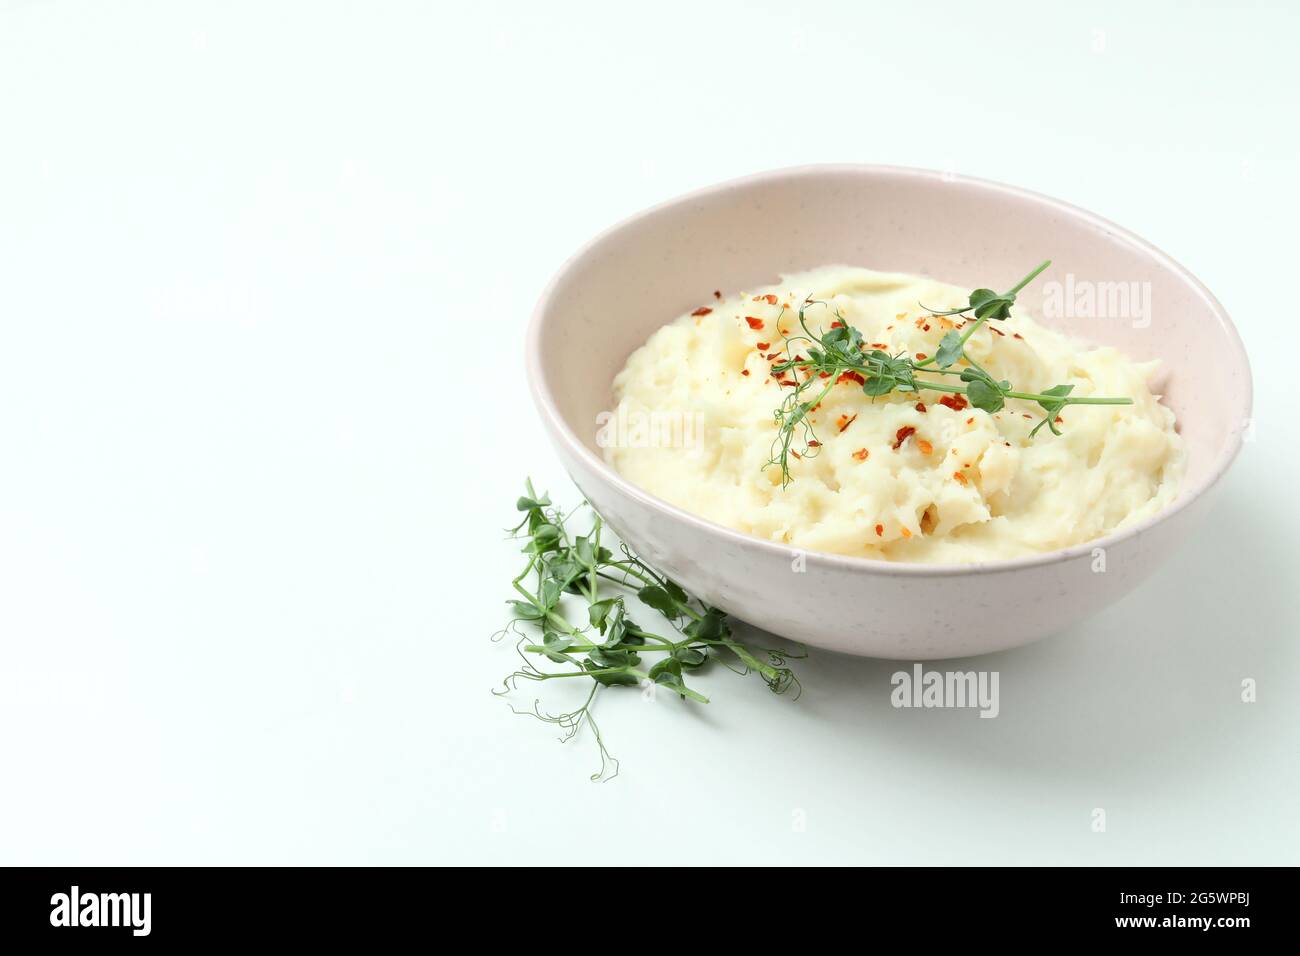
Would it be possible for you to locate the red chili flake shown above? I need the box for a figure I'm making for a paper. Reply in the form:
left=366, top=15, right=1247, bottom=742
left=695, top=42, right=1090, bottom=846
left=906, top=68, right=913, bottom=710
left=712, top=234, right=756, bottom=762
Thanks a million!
left=835, top=370, right=865, bottom=386
left=915, top=352, right=928, bottom=360
left=830, top=320, right=844, bottom=329
left=917, top=439, right=934, bottom=455
left=753, top=294, right=778, bottom=304
left=892, top=426, right=916, bottom=450
left=819, top=372, right=831, bottom=378
left=741, top=369, right=750, bottom=376
left=990, top=326, right=1005, bottom=336
left=852, top=448, right=869, bottom=461
left=691, top=306, right=712, bottom=316
left=915, top=402, right=927, bottom=413
left=745, top=316, right=765, bottom=330
left=1022, top=413, right=1033, bottom=419
left=837, top=413, right=858, bottom=433
left=765, top=353, right=781, bottom=360
left=1012, top=332, right=1023, bottom=340
left=1055, top=415, right=1063, bottom=423
left=755, top=341, right=770, bottom=351
left=807, top=440, right=821, bottom=447
left=922, top=324, right=931, bottom=332
left=790, top=450, right=801, bottom=460
left=875, top=523, right=884, bottom=536
left=966, top=417, right=974, bottom=424
left=938, top=394, right=969, bottom=411
left=953, top=471, right=968, bottom=485
left=713, top=290, right=722, bottom=300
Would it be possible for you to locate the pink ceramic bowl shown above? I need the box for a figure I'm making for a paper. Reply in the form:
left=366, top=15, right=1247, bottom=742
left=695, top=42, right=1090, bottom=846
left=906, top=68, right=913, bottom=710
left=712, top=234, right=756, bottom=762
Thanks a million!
left=526, top=165, right=1251, bottom=659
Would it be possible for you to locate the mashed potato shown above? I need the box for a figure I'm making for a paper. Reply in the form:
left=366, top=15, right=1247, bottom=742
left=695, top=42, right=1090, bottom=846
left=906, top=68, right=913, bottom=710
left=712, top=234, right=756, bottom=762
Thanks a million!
left=603, top=267, right=1185, bottom=563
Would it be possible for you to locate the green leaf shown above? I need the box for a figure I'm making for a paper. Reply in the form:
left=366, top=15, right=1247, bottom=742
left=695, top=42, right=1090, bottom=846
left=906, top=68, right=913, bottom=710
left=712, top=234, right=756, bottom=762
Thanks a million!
left=920, top=263, right=1048, bottom=321
left=821, top=320, right=864, bottom=358
left=540, top=576, right=565, bottom=608
left=524, top=523, right=562, bottom=554
left=616, top=619, right=651, bottom=647
left=959, top=368, right=1008, bottom=414
left=935, top=330, right=964, bottom=368
left=547, top=557, right=585, bottom=595
left=547, top=556, right=578, bottom=580
left=540, top=630, right=574, bottom=663
left=583, top=658, right=640, bottom=687
left=968, top=288, right=1016, bottom=320
left=648, top=658, right=709, bottom=702
left=673, top=645, right=708, bottom=667
left=1035, top=383, right=1075, bottom=409
left=507, top=600, right=544, bottom=621
left=862, top=373, right=895, bottom=397
left=637, top=585, right=680, bottom=618
left=573, top=535, right=596, bottom=567
left=663, top=578, right=688, bottom=605
left=603, top=611, right=625, bottom=646
left=588, top=598, right=619, bottom=631
left=648, top=657, right=679, bottom=682
left=589, top=646, right=639, bottom=669
left=859, top=351, right=900, bottom=396
left=963, top=378, right=1003, bottom=413
left=1029, top=383, right=1075, bottom=437
left=682, top=607, right=729, bottom=642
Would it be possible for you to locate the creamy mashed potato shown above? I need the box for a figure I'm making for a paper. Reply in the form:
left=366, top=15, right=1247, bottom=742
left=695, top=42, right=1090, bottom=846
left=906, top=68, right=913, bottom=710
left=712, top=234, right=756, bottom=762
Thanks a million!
left=604, top=267, right=1185, bottom=563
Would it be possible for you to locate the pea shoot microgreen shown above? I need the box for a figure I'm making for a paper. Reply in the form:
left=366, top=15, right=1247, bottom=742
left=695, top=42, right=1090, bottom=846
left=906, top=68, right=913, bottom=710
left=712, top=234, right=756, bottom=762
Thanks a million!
left=764, top=260, right=1134, bottom=485
left=495, top=480, right=802, bottom=781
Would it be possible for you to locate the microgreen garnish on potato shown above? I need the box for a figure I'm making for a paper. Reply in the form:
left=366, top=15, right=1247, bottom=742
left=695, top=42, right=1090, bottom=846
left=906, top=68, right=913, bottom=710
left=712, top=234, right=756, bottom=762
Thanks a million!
left=495, top=481, right=802, bottom=781
left=919, top=258, right=1052, bottom=321
left=764, top=261, right=1134, bottom=486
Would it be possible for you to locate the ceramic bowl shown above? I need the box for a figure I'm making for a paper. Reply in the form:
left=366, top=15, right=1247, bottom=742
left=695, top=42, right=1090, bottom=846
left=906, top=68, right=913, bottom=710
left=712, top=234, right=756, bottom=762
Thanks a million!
left=526, top=165, right=1251, bottom=659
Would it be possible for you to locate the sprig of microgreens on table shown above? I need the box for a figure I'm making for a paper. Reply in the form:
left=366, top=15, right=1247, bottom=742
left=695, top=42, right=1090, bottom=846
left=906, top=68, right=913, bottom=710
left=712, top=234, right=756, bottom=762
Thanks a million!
left=495, top=480, right=802, bottom=781
left=764, top=260, right=1134, bottom=486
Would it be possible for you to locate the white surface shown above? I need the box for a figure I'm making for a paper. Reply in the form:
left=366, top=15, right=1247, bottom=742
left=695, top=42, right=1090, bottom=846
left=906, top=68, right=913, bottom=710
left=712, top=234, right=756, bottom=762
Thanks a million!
left=0, top=0, right=1294, bottom=865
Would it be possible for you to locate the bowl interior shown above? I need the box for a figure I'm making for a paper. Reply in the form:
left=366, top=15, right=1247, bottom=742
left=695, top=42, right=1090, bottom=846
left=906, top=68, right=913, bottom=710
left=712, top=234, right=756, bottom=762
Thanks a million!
left=533, top=166, right=1250, bottom=509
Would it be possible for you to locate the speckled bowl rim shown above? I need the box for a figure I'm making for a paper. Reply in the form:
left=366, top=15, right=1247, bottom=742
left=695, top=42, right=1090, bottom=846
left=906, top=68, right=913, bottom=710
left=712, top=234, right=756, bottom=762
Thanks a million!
left=526, top=164, right=1253, bottom=578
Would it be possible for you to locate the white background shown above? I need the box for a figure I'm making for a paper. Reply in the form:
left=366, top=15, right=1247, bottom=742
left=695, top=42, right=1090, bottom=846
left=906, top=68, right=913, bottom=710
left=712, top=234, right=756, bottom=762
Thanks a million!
left=1, top=0, right=1296, bottom=865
